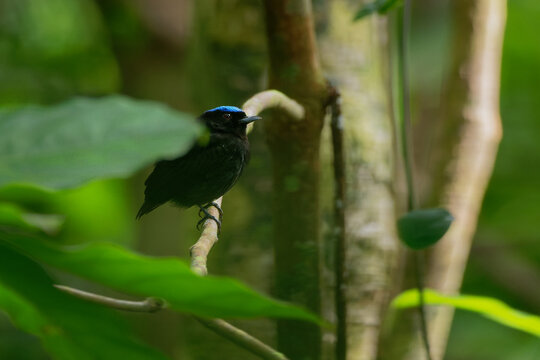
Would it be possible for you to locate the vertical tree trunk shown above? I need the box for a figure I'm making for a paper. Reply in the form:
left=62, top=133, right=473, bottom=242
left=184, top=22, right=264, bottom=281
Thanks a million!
left=422, top=1, right=506, bottom=357
left=262, top=1, right=327, bottom=359
left=319, top=1, right=400, bottom=359
left=380, top=1, right=506, bottom=359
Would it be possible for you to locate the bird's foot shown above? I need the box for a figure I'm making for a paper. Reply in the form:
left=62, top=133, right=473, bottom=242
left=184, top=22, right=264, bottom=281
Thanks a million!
left=198, top=202, right=223, bottom=221
left=197, top=205, right=222, bottom=233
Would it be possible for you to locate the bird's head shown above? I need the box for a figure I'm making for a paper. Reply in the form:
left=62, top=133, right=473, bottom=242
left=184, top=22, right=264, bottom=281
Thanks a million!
left=199, top=106, right=261, bottom=136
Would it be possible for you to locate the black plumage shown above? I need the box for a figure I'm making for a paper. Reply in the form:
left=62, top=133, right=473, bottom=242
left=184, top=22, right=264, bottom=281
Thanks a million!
left=136, top=106, right=261, bottom=223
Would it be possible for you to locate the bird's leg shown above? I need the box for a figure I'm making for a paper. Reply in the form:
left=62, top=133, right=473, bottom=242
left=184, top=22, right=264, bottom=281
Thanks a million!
left=198, top=202, right=224, bottom=221
left=197, top=205, right=222, bottom=233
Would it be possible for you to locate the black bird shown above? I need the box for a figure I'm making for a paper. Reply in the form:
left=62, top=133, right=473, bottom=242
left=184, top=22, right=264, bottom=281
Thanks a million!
left=136, top=106, right=261, bottom=230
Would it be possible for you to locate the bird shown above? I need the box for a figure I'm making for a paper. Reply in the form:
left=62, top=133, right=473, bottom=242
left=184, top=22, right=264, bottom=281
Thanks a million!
left=136, top=106, right=261, bottom=231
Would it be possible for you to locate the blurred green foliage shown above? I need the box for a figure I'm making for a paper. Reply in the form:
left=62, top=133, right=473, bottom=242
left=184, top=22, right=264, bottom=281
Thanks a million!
left=0, top=243, right=168, bottom=360
left=479, top=0, right=540, bottom=247
left=0, top=0, right=120, bottom=104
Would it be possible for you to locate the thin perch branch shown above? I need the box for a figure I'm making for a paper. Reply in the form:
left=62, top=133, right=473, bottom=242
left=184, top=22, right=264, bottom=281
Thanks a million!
left=242, top=90, right=305, bottom=120
left=54, top=285, right=164, bottom=312
left=190, top=197, right=223, bottom=276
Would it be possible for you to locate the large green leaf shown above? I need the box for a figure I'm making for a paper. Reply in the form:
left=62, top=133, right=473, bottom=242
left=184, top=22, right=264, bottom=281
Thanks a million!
left=0, top=95, right=202, bottom=189
left=0, top=231, right=319, bottom=323
left=393, top=289, right=540, bottom=337
left=0, top=243, right=167, bottom=360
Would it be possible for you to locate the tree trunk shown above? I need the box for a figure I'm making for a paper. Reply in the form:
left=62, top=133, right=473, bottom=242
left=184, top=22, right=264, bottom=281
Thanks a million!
left=262, top=1, right=327, bottom=359
left=422, top=1, right=506, bottom=357
left=319, top=1, right=400, bottom=359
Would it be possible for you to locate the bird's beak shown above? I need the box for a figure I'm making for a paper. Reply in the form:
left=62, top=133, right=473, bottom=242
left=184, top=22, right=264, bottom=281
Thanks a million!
left=239, top=115, right=262, bottom=124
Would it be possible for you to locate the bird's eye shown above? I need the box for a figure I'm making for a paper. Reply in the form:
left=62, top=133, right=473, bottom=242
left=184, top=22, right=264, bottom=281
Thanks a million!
left=223, top=113, right=232, bottom=120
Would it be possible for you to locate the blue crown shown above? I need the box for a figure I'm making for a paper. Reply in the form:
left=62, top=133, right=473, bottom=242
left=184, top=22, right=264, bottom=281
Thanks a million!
left=205, top=106, right=243, bottom=113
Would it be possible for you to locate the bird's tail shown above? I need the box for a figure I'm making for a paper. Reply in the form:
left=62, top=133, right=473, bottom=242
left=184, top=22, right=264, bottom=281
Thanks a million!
left=136, top=201, right=160, bottom=219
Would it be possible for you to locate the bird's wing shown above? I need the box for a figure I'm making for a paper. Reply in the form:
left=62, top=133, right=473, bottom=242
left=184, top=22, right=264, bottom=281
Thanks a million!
left=137, top=144, right=205, bottom=217
left=138, top=138, right=243, bottom=217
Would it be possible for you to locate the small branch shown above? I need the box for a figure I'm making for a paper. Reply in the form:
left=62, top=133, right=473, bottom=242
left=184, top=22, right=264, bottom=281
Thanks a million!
left=328, top=85, right=347, bottom=360
left=196, top=318, right=288, bottom=360
left=243, top=89, right=304, bottom=133
left=54, top=285, right=164, bottom=313
left=190, top=197, right=222, bottom=276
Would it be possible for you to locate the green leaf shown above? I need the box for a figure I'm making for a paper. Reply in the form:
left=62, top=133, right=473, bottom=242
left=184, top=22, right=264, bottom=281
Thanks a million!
left=0, top=95, right=202, bottom=189
left=0, top=232, right=319, bottom=323
left=0, top=201, right=63, bottom=234
left=0, top=243, right=167, bottom=360
left=378, top=0, right=402, bottom=13
left=397, top=208, right=454, bottom=249
left=353, top=0, right=403, bottom=21
left=0, top=202, right=36, bottom=230
left=0, top=0, right=120, bottom=103
left=393, top=289, right=540, bottom=337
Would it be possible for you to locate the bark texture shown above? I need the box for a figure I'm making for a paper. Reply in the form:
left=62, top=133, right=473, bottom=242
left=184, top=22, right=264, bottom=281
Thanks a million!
left=262, top=1, right=327, bottom=359
left=319, top=2, right=400, bottom=359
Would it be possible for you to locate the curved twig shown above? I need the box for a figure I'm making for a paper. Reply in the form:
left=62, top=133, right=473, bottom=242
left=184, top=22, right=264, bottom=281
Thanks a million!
left=54, top=285, right=164, bottom=312
left=242, top=90, right=304, bottom=120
